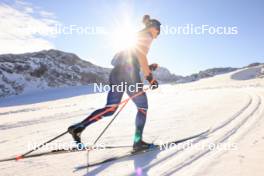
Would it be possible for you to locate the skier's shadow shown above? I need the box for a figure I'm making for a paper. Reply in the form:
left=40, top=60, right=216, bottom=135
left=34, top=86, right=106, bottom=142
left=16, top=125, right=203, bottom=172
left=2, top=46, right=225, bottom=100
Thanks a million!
left=82, top=149, right=160, bottom=176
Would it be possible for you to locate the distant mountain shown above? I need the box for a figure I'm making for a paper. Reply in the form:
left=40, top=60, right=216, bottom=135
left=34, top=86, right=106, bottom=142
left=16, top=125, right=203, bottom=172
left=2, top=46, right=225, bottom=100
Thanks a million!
left=0, top=49, right=260, bottom=97
left=245, top=63, right=264, bottom=78
left=245, top=62, right=263, bottom=68
left=0, top=50, right=110, bottom=97
left=257, top=65, right=264, bottom=78
left=153, top=67, right=183, bottom=83
left=177, top=67, right=238, bottom=83
left=176, top=62, right=264, bottom=83
left=0, top=49, right=181, bottom=97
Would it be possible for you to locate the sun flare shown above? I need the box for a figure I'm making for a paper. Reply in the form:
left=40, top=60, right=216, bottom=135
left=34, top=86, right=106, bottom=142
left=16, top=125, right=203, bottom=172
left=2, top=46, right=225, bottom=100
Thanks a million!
left=110, top=25, right=137, bottom=52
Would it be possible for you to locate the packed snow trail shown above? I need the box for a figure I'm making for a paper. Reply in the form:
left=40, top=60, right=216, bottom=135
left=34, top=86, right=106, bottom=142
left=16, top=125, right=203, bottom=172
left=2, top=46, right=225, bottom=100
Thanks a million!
left=0, top=66, right=264, bottom=176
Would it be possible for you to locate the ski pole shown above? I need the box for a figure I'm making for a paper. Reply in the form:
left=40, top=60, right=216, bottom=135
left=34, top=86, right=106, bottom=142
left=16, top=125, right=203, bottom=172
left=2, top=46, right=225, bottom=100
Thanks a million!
left=14, top=87, right=150, bottom=161
left=92, top=87, right=149, bottom=145
left=86, top=87, right=150, bottom=172
left=15, top=131, right=68, bottom=161
left=93, top=99, right=129, bottom=145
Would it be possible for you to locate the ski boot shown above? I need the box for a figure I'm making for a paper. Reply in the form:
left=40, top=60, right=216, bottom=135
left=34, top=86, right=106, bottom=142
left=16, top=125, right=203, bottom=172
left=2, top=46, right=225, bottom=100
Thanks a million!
left=133, top=140, right=154, bottom=152
left=68, top=123, right=85, bottom=144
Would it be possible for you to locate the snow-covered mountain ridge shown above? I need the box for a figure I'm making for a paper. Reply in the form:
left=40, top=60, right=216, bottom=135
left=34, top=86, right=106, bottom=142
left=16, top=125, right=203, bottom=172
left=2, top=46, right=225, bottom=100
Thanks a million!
left=0, top=49, right=263, bottom=97
left=0, top=50, right=110, bottom=97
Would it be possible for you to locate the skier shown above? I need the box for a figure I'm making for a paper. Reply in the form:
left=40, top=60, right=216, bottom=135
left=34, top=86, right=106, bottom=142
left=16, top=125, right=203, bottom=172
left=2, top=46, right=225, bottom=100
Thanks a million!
left=68, top=15, right=161, bottom=151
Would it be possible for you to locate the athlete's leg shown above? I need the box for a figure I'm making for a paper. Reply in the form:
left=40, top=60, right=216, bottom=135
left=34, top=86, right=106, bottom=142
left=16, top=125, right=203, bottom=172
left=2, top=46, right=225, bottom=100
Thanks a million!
left=68, top=89, right=124, bottom=143
left=80, top=90, right=124, bottom=127
left=68, top=68, right=124, bottom=143
left=127, top=89, right=148, bottom=143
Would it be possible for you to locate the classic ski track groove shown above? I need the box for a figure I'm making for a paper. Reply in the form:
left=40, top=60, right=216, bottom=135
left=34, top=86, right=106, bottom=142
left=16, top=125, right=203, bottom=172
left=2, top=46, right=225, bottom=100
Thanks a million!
left=1, top=89, right=261, bottom=176
left=83, top=90, right=255, bottom=173
left=73, top=130, right=210, bottom=171
left=161, top=91, right=263, bottom=175
left=121, top=91, right=260, bottom=176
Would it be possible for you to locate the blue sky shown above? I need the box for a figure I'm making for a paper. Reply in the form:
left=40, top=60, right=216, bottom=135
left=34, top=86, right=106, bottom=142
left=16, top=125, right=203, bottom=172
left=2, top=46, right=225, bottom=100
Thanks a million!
left=0, top=0, right=263, bottom=75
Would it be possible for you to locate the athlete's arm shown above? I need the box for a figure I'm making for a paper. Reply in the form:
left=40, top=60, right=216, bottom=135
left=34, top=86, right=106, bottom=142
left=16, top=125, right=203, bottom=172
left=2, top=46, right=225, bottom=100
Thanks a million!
left=136, top=35, right=153, bottom=78
left=137, top=51, right=151, bottom=77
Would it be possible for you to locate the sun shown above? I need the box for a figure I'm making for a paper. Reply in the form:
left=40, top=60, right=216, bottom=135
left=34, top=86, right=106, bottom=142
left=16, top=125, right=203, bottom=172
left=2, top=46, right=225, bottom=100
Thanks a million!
left=109, top=25, right=137, bottom=52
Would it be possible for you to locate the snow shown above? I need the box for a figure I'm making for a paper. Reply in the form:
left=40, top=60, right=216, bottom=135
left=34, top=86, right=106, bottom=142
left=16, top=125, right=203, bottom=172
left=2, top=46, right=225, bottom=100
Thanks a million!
left=0, top=84, right=98, bottom=107
left=231, top=67, right=262, bottom=80
left=0, top=66, right=264, bottom=175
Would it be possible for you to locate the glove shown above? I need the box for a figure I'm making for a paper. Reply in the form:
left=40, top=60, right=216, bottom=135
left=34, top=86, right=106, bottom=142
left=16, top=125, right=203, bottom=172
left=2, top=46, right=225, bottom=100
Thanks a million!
left=149, top=63, right=159, bottom=71
left=146, top=73, right=159, bottom=90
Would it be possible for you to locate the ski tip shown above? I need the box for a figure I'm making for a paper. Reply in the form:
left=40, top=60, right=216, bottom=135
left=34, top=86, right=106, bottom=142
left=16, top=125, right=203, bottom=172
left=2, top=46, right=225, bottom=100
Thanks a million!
left=15, top=155, right=23, bottom=161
